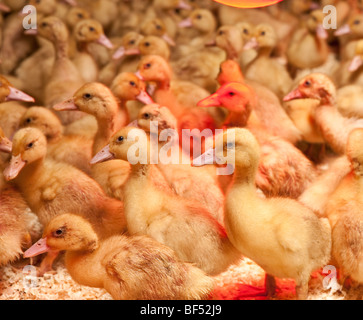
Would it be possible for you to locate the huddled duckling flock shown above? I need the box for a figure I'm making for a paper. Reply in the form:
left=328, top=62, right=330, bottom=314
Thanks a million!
left=2, top=0, right=363, bottom=300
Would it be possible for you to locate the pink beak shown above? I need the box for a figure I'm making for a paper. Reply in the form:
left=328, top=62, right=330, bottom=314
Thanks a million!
left=3, top=154, right=26, bottom=181
left=192, top=148, right=216, bottom=167
left=283, top=88, right=304, bottom=102
left=0, top=2, right=10, bottom=12
left=162, top=34, right=176, bottom=47
left=6, top=87, right=35, bottom=102
left=23, top=238, right=50, bottom=258
left=179, top=18, right=193, bottom=28
left=97, top=34, right=114, bottom=49
left=177, top=0, right=192, bottom=10
left=0, top=137, right=12, bottom=153
left=62, top=0, right=78, bottom=6
left=316, top=24, right=328, bottom=40
left=243, top=37, right=258, bottom=50
left=53, top=99, right=78, bottom=111
left=349, top=55, right=363, bottom=72
left=127, top=120, right=139, bottom=128
left=90, top=145, right=115, bottom=164
left=113, top=47, right=140, bottom=60
left=136, top=90, right=154, bottom=105
left=134, top=70, right=144, bottom=80
left=334, top=24, right=351, bottom=37
left=24, top=28, right=38, bottom=35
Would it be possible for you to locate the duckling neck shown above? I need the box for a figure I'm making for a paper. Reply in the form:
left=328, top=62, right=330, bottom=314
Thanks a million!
left=55, top=37, right=69, bottom=60
left=93, top=117, right=116, bottom=154
left=14, top=158, right=45, bottom=188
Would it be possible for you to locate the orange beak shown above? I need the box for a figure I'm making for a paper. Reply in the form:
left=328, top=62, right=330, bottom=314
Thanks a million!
left=197, top=93, right=221, bottom=108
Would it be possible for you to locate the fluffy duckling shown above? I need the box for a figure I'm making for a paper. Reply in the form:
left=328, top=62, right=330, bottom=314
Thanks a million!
left=198, top=82, right=315, bottom=198
left=110, top=72, right=154, bottom=121
left=140, top=18, right=176, bottom=46
left=72, top=19, right=114, bottom=83
left=336, top=84, right=363, bottom=118
left=194, top=128, right=331, bottom=299
left=18, top=107, right=92, bottom=174
left=325, top=129, right=363, bottom=287
left=137, top=103, right=225, bottom=223
left=243, top=23, right=293, bottom=99
left=92, top=126, right=241, bottom=276
left=24, top=213, right=214, bottom=300
left=284, top=73, right=363, bottom=155
left=54, top=82, right=131, bottom=200
left=3, top=128, right=126, bottom=274
left=338, top=39, right=363, bottom=87
left=33, top=16, right=86, bottom=124
left=287, top=10, right=330, bottom=70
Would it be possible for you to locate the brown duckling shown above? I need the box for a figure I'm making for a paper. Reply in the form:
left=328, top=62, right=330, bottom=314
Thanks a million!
left=24, top=213, right=214, bottom=300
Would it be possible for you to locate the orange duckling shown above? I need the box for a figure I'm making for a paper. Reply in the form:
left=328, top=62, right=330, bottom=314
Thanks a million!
left=198, top=82, right=316, bottom=198
left=284, top=73, right=363, bottom=155
left=18, top=106, right=93, bottom=175
left=3, top=127, right=126, bottom=274
left=54, top=82, right=131, bottom=200
left=24, top=213, right=214, bottom=300
left=193, top=128, right=331, bottom=299
left=92, top=126, right=241, bottom=276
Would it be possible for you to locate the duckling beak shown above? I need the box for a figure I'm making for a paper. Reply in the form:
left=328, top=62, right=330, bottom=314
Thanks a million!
left=0, top=137, right=12, bottom=153
left=316, top=24, right=328, bottom=39
left=97, top=34, right=114, bottom=49
left=334, top=24, right=351, bottom=36
left=24, top=29, right=38, bottom=35
left=197, top=93, right=220, bottom=108
left=62, top=0, right=78, bottom=6
left=53, top=99, right=78, bottom=111
left=23, top=238, right=50, bottom=258
left=283, top=88, right=304, bottom=102
left=179, top=18, right=193, bottom=28
left=6, top=87, right=35, bottom=102
left=136, top=90, right=154, bottom=105
left=0, top=3, right=10, bottom=12
left=113, top=47, right=140, bottom=60
left=349, top=55, right=363, bottom=72
left=205, top=39, right=217, bottom=47
left=243, top=37, right=258, bottom=50
left=91, top=145, right=115, bottom=164
left=192, top=148, right=216, bottom=167
left=127, top=120, right=139, bottom=128
left=3, top=154, right=26, bottom=181
left=177, top=0, right=192, bottom=10
left=135, top=70, right=144, bottom=80
left=162, top=34, right=176, bottom=46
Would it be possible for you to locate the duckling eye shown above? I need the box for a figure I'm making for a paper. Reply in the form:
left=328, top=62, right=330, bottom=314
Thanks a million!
left=144, top=63, right=151, bottom=69
left=144, top=42, right=150, bottom=47
left=77, top=13, right=84, bottom=18
left=196, top=15, right=202, bottom=20
left=243, top=29, right=249, bottom=35
left=143, top=113, right=150, bottom=119
left=83, top=93, right=92, bottom=99
left=228, top=92, right=235, bottom=96
left=260, top=31, right=266, bottom=36
left=53, top=228, right=65, bottom=237
left=304, top=80, right=311, bottom=87
left=354, top=19, right=361, bottom=25
left=117, top=136, right=124, bottom=142
left=129, top=81, right=136, bottom=87
left=129, top=40, right=135, bottom=45
left=89, top=27, right=95, bottom=32
left=155, top=25, right=162, bottom=30
left=25, top=118, right=32, bottom=124
left=174, top=8, right=181, bottom=14
left=27, top=142, right=34, bottom=149
left=41, top=22, right=48, bottom=28
left=218, top=30, right=224, bottom=35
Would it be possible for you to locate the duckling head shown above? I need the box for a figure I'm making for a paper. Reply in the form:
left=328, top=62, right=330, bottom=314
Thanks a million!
left=34, top=16, right=69, bottom=44
left=217, top=60, right=245, bottom=86
left=0, top=76, right=35, bottom=103
left=111, top=72, right=154, bottom=105
left=348, top=40, right=363, bottom=72
left=3, top=128, right=47, bottom=181
left=65, top=7, right=91, bottom=29
left=74, top=19, right=113, bottom=49
left=19, top=107, right=64, bottom=142
left=307, top=10, right=328, bottom=39
left=138, top=36, right=170, bottom=60
left=283, top=73, right=336, bottom=105
left=137, top=103, right=177, bottom=134
left=0, top=126, right=12, bottom=154
left=346, top=129, right=363, bottom=176
left=137, top=55, right=173, bottom=88
left=141, top=18, right=175, bottom=46
left=23, top=213, right=99, bottom=258
left=198, top=82, right=255, bottom=117
left=91, top=127, right=149, bottom=165
left=179, top=9, right=216, bottom=34
left=335, top=14, right=363, bottom=37
left=289, top=0, right=315, bottom=16
left=27, top=0, right=57, bottom=16
left=215, top=25, right=243, bottom=60
left=54, top=82, right=119, bottom=121
left=243, top=23, right=277, bottom=51
left=112, top=31, right=144, bottom=60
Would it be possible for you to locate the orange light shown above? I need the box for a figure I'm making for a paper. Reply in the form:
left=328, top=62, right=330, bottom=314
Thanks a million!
left=213, top=0, right=283, bottom=9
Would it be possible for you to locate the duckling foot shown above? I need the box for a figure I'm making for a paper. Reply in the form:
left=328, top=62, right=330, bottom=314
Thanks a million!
left=236, top=275, right=277, bottom=300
